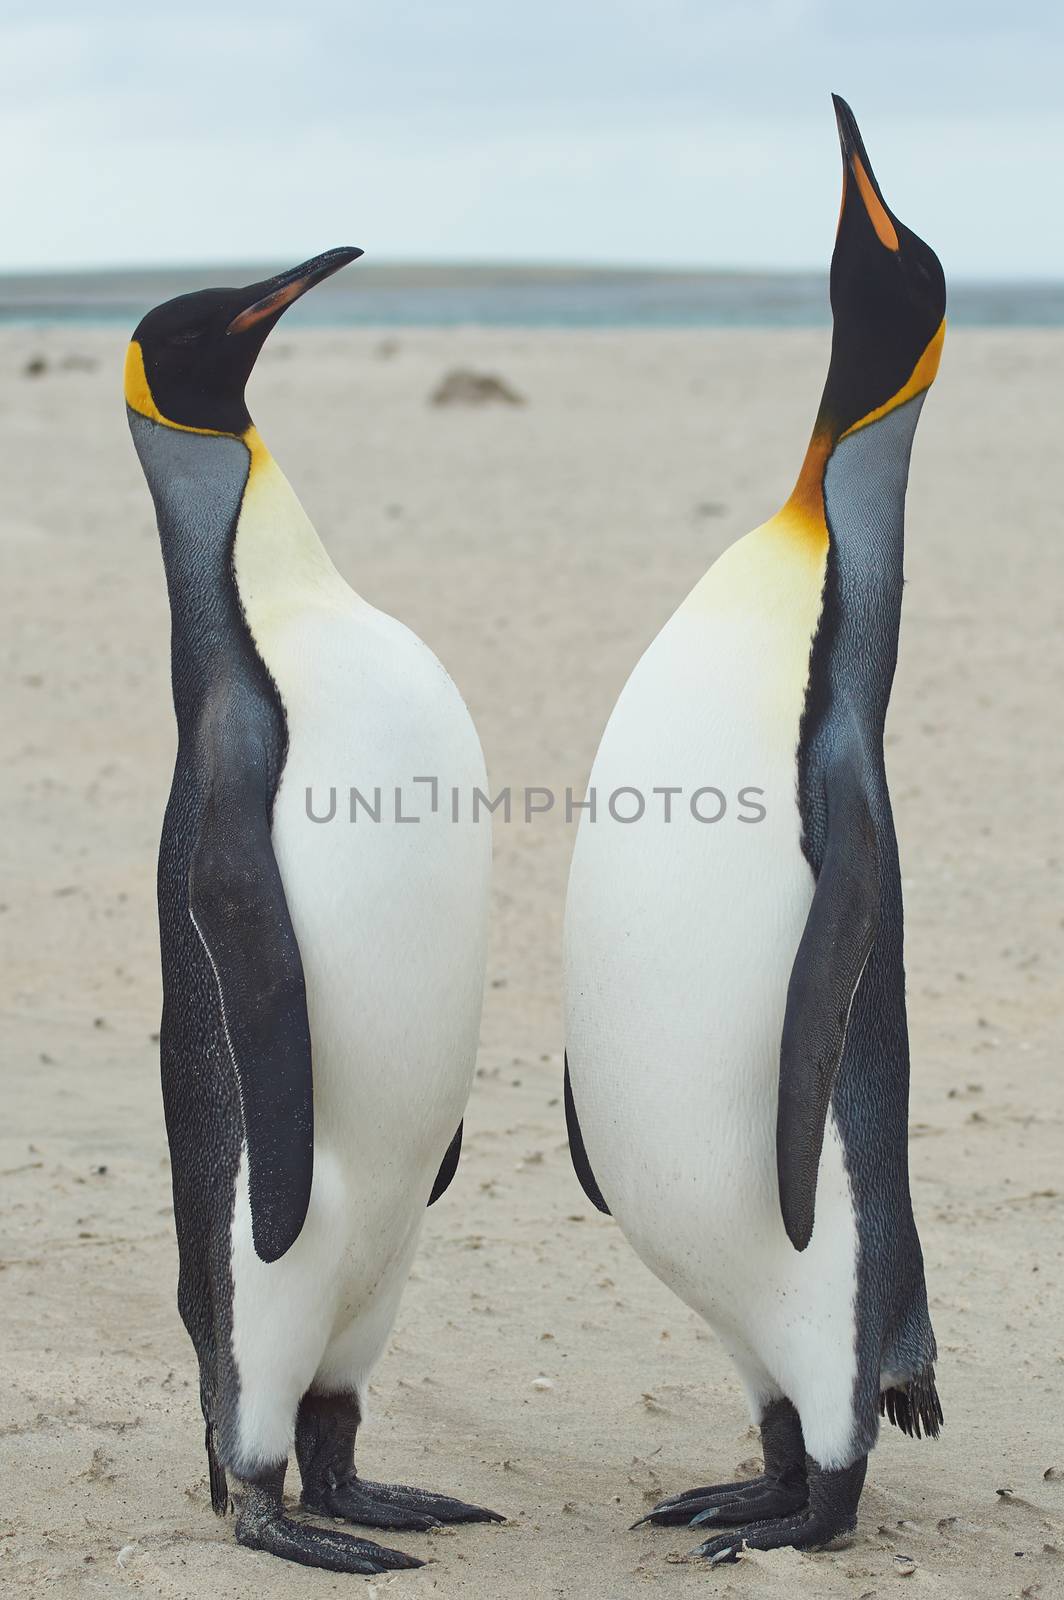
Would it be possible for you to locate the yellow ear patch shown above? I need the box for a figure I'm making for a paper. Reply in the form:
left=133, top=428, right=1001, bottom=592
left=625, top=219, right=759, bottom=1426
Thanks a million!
left=124, top=342, right=268, bottom=465
left=841, top=318, right=946, bottom=439
left=124, top=341, right=223, bottom=437
left=851, top=155, right=900, bottom=251
left=124, top=341, right=165, bottom=422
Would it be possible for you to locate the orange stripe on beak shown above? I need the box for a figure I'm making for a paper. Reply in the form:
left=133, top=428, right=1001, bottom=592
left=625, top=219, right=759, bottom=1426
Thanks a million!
left=852, top=154, right=899, bottom=251
left=226, top=277, right=313, bottom=336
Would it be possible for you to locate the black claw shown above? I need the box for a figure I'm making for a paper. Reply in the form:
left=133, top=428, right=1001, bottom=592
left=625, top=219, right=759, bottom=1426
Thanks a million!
left=371, top=1545, right=426, bottom=1571
left=690, top=1505, right=720, bottom=1525
left=691, top=1532, right=750, bottom=1562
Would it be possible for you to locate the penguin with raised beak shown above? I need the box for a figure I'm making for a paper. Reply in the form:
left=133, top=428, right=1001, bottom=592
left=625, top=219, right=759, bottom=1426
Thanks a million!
left=564, top=98, right=946, bottom=1561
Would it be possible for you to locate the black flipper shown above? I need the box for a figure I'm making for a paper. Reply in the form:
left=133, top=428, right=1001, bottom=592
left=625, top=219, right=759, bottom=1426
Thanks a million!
left=428, top=1122, right=463, bottom=1205
left=564, top=1054, right=610, bottom=1214
left=777, top=748, right=879, bottom=1250
left=189, top=711, right=313, bottom=1265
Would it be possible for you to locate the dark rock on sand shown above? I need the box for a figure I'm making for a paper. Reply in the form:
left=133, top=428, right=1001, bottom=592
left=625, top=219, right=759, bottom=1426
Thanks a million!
left=430, top=368, right=525, bottom=407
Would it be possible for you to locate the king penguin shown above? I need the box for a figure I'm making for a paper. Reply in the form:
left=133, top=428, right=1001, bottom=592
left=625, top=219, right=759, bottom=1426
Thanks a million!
left=563, top=98, right=947, bottom=1561
left=126, top=247, right=502, bottom=1571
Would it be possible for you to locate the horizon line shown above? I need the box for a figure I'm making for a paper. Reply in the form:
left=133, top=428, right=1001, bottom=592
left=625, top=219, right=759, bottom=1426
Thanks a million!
left=0, top=258, right=1060, bottom=289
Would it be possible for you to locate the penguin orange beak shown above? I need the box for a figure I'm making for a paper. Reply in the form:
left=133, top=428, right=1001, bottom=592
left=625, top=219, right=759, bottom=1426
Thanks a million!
left=832, top=94, right=900, bottom=253
left=226, top=246, right=363, bottom=336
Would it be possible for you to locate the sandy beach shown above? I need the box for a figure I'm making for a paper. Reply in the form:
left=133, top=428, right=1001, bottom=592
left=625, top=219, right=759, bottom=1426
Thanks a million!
left=3, top=323, right=1062, bottom=1599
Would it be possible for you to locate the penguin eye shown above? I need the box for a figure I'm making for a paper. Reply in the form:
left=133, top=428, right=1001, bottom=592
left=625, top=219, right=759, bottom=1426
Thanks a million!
left=168, top=327, right=207, bottom=348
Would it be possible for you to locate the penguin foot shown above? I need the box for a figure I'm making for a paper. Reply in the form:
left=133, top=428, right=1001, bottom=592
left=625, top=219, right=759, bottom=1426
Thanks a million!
left=688, top=1507, right=852, bottom=1564
left=634, top=1397, right=808, bottom=1529
left=633, top=1468, right=807, bottom=1528
left=295, top=1389, right=504, bottom=1531
left=301, top=1471, right=505, bottom=1531
left=688, top=1453, right=868, bottom=1565
left=236, top=1512, right=423, bottom=1572
left=236, top=1469, right=422, bottom=1572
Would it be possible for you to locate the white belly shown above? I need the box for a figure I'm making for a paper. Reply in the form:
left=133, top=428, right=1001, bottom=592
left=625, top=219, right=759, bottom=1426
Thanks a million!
left=564, top=523, right=861, bottom=1462
left=270, top=598, right=489, bottom=1199
left=224, top=452, right=489, bottom=1469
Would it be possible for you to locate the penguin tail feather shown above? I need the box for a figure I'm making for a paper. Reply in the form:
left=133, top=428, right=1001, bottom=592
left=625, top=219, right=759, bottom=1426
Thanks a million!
left=880, top=1365, right=943, bottom=1441
left=205, top=1421, right=230, bottom=1515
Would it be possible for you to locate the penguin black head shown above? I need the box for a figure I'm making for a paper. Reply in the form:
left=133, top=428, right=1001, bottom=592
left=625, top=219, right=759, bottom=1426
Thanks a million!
left=125, top=246, right=363, bottom=436
left=819, top=96, right=946, bottom=437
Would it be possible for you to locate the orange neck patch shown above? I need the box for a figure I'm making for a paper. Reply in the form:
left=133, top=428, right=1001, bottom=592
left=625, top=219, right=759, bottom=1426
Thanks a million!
left=778, top=429, right=832, bottom=553
left=778, top=316, right=945, bottom=544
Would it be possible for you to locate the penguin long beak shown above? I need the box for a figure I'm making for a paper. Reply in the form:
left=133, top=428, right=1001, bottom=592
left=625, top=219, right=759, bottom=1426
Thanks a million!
left=832, top=94, right=899, bottom=253
left=226, top=246, right=363, bottom=336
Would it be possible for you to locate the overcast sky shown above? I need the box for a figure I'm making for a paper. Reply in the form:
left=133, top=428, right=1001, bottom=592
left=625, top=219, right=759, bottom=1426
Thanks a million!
left=3, top=1, right=1061, bottom=278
